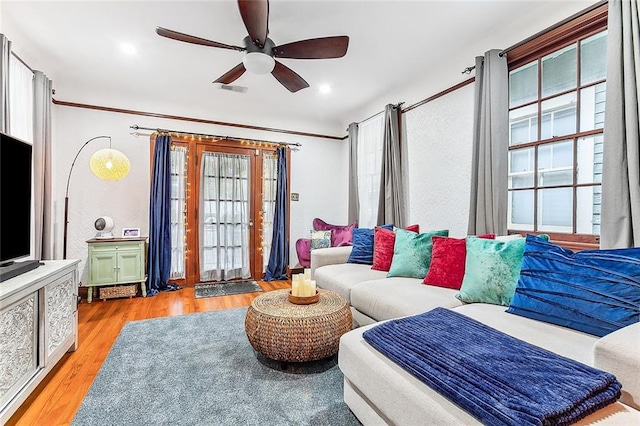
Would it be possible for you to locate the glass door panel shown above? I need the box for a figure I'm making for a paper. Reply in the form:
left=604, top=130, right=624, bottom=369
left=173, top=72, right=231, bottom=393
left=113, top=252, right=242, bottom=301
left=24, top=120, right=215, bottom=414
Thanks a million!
left=198, top=149, right=252, bottom=282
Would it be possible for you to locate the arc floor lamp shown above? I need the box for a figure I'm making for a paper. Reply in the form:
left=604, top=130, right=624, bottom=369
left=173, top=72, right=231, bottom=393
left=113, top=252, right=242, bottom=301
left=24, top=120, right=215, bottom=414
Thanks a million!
left=63, top=136, right=130, bottom=259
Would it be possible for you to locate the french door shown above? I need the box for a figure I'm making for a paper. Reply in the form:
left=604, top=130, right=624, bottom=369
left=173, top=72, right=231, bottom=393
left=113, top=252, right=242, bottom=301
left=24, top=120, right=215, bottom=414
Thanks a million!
left=163, top=135, right=286, bottom=286
left=198, top=147, right=253, bottom=282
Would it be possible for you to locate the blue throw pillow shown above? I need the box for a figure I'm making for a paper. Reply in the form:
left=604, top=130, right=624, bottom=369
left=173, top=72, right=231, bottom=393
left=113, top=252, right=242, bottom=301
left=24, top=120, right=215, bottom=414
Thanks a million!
left=507, top=234, right=640, bottom=337
left=347, top=224, right=393, bottom=264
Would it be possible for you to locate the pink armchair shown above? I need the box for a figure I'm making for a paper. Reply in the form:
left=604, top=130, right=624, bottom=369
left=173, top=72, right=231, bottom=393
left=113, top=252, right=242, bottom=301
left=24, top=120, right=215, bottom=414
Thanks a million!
left=295, top=218, right=357, bottom=268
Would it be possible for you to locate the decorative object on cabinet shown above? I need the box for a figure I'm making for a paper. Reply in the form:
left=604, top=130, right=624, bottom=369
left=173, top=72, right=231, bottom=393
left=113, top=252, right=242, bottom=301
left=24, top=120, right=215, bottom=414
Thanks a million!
left=0, top=259, right=80, bottom=423
left=122, top=227, right=140, bottom=237
left=94, top=216, right=115, bottom=238
left=86, top=237, right=147, bottom=303
left=63, top=136, right=131, bottom=259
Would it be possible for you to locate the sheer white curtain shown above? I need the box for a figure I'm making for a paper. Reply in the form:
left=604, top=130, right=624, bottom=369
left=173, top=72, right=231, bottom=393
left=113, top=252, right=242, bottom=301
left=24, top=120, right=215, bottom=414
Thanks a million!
left=9, top=54, right=33, bottom=142
left=0, top=34, right=10, bottom=132
left=261, top=152, right=277, bottom=273
left=357, top=112, right=385, bottom=228
left=199, top=152, right=250, bottom=281
left=170, top=146, right=187, bottom=279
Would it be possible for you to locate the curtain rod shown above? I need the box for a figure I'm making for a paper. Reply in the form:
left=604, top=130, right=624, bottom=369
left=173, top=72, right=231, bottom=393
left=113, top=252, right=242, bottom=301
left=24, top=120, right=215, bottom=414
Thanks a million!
left=461, top=0, right=608, bottom=74
left=346, top=101, right=404, bottom=131
left=129, top=125, right=301, bottom=147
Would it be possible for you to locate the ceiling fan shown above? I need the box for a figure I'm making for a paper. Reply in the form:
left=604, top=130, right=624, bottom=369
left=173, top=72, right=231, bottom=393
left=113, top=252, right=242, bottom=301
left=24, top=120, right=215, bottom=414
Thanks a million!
left=156, top=0, right=349, bottom=93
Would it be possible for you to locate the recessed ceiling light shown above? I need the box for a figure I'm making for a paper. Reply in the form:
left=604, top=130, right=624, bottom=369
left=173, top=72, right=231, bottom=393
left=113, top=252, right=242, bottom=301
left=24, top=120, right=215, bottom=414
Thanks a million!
left=318, top=84, right=332, bottom=94
left=120, top=43, right=137, bottom=55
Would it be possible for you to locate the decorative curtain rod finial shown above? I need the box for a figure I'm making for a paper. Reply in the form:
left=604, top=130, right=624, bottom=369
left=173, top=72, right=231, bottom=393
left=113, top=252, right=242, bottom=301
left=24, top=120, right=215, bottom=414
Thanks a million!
left=462, top=66, right=476, bottom=75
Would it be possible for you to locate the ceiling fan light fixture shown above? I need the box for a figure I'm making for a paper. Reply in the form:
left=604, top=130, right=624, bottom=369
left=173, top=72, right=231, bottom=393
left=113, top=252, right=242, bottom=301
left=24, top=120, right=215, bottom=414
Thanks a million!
left=243, top=52, right=275, bottom=74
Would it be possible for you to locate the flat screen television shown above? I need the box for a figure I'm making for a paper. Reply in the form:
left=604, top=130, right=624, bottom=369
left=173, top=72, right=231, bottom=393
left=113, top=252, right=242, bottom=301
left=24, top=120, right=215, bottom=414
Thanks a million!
left=0, top=132, right=33, bottom=267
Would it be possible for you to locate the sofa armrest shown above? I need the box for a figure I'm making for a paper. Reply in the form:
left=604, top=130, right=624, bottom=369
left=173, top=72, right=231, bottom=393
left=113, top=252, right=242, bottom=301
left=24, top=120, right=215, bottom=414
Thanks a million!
left=310, top=246, right=353, bottom=278
left=593, top=322, right=640, bottom=410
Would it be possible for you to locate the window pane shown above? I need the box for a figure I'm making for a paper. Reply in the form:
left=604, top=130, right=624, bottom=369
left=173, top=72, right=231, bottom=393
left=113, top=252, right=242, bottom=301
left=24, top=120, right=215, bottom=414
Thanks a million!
left=577, top=134, right=604, bottom=184
left=509, top=62, right=538, bottom=108
left=538, top=188, right=573, bottom=232
left=508, top=190, right=534, bottom=231
left=541, top=93, right=576, bottom=139
left=538, top=140, right=573, bottom=186
left=509, top=103, right=538, bottom=145
left=542, top=44, right=577, bottom=97
left=580, top=82, right=606, bottom=132
left=581, top=31, right=607, bottom=85
left=576, top=185, right=601, bottom=234
left=508, top=147, right=534, bottom=188
left=357, top=113, right=384, bottom=228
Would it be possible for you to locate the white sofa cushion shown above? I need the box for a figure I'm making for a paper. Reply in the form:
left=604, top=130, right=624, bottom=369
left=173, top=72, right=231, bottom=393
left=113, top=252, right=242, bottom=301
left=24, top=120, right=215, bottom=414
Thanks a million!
left=594, top=322, right=640, bottom=410
left=314, top=263, right=386, bottom=303
left=350, top=278, right=462, bottom=322
left=452, top=303, right=598, bottom=365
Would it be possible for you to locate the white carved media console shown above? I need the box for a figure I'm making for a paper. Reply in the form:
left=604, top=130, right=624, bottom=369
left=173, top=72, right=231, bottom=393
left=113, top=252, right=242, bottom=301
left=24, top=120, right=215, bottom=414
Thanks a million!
left=0, top=259, right=80, bottom=424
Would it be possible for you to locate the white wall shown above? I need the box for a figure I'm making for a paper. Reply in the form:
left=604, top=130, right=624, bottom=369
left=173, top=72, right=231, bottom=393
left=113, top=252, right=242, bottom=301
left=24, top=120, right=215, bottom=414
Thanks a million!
left=53, top=105, right=347, bottom=284
left=404, top=83, right=475, bottom=237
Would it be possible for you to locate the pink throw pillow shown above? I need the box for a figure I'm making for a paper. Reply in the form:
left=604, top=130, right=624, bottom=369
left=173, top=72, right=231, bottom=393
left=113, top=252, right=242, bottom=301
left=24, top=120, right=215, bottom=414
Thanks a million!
left=423, top=233, right=495, bottom=289
left=313, top=218, right=357, bottom=247
left=372, top=224, right=420, bottom=272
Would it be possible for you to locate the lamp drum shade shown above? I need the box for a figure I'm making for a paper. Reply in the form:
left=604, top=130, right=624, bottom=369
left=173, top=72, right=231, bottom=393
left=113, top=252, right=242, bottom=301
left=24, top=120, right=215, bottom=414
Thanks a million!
left=89, top=148, right=130, bottom=181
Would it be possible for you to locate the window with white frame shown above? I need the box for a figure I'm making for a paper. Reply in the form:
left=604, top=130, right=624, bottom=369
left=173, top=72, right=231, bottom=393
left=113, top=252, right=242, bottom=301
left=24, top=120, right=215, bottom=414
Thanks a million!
left=507, top=30, right=606, bottom=239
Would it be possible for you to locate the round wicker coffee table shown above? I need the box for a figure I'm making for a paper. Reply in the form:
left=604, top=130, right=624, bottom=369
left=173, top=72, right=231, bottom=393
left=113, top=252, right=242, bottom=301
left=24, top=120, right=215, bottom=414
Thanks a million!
left=245, top=289, right=352, bottom=362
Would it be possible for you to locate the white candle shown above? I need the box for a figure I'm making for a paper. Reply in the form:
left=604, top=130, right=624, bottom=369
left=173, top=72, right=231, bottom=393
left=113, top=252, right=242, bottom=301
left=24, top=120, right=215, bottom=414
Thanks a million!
left=310, top=279, right=316, bottom=295
left=304, top=268, right=311, bottom=280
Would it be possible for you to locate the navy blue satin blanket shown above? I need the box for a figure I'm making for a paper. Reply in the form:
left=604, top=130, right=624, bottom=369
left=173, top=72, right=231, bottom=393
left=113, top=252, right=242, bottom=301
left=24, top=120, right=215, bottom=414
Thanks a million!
left=362, top=308, right=621, bottom=426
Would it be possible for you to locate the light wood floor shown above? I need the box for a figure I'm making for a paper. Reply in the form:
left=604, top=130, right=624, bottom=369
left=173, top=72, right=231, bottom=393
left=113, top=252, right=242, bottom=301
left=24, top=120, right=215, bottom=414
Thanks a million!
left=6, top=280, right=291, bottom=426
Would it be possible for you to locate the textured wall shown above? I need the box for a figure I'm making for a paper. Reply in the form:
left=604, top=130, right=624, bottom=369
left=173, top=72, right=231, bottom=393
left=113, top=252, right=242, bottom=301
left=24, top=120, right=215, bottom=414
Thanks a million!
left=53, top=106, right=347, bottom=284
left=404, top=83, right=475, bottom=238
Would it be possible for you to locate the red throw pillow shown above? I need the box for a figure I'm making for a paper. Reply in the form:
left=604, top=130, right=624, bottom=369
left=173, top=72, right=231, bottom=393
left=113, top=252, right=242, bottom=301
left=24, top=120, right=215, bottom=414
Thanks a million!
left=423, top=234, right=495, bottom=289
left=372, top=224, right=420, bottom=272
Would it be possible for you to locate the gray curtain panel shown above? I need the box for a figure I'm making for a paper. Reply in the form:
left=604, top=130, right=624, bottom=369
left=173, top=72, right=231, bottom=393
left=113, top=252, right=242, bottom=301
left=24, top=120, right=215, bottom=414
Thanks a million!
left=601, top=0, right=640, bottom=249
left=467, top=49, right=508, bottom=236
left=348, top=122, right=359, bottom=224
left=377, top=103, right=406, bottom=228
left=0, top=34, right=10, bottom=133
left=33, top=71, right=54, bottom=260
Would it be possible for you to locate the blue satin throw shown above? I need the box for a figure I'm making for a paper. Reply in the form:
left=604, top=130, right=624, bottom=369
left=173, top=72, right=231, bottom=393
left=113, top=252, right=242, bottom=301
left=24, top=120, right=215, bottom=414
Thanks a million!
left=363, top=308, right=622, bottom=426
left=507, top=235, right=640, bottom=337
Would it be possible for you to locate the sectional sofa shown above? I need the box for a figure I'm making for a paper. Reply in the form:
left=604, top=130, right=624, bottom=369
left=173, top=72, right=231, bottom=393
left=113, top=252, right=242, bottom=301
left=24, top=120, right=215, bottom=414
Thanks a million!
left=311, top=242, right=640, bottom=425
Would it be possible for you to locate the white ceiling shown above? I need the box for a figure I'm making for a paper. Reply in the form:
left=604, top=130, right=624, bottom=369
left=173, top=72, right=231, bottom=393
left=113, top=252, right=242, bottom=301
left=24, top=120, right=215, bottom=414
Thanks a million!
left=2, top=0, right=596, bottom=137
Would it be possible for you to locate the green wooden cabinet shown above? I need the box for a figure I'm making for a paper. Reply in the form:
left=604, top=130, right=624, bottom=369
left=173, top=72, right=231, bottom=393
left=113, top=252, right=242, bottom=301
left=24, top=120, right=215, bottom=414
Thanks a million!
left=86, top=237, right=147, bottom=302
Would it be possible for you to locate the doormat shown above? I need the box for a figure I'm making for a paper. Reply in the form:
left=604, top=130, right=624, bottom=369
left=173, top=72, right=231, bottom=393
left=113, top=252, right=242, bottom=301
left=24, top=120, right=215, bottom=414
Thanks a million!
left=194, top=280, right=263, bottom=299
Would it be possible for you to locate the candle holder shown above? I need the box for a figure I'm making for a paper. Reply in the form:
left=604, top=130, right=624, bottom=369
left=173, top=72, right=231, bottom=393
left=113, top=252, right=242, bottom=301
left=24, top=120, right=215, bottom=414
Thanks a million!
left=288, top=290, right=320, bottom=305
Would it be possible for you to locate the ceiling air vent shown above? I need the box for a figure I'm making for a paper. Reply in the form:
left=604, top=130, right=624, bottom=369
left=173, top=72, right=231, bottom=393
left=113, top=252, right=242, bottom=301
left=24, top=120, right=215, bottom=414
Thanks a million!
left=218, top=84, right=248, bottom=94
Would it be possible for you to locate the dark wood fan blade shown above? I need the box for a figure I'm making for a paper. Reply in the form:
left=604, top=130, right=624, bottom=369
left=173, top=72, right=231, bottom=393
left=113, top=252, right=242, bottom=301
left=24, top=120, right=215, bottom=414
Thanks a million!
left=156, top=27, right=244, bottom=51
left=274, top=36, right=349, bottom=59
left=214, top=63, right=247, bottom=84
left=237, top=0, right=269, bottom=47
left=271, top=61, right=309, bottom=93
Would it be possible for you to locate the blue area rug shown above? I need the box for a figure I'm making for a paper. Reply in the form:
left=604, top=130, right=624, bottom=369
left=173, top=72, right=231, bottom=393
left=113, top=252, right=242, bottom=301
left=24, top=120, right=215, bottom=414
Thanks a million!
left=72, top=307, right=359, bottom=425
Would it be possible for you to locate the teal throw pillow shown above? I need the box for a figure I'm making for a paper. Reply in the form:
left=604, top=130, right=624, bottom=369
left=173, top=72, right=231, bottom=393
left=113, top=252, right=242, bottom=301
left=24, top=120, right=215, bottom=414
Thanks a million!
left=387, top=229, right=449, bottom=279
left=457, top=235, right=548, bottom=306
